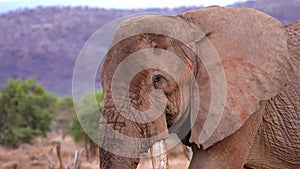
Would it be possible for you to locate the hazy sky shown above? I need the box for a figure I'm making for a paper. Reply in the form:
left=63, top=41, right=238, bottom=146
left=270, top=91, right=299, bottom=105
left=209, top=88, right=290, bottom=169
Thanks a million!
left=0, top=0, right=248, bottom=11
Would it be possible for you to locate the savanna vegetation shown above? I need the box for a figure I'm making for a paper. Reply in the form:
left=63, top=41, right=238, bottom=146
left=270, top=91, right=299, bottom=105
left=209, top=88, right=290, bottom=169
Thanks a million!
left=0, top=78, right=103, bottom=153
left=0, top=78, right=56, bottom=147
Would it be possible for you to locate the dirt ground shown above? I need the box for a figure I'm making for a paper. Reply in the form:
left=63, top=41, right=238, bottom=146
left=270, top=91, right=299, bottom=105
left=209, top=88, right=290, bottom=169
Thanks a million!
left=0, top=132, right=190, bottom=169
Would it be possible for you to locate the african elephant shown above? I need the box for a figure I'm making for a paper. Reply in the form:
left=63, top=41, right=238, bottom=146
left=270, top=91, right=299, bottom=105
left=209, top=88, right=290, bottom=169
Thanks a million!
left=99, top=6, right=300, bottom=169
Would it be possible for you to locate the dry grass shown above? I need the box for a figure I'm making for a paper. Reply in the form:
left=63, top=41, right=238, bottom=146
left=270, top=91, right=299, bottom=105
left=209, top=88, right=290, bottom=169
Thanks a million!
left=0, top=132, right=98, bottom=169
left=0, top=132, right=190, bottom=169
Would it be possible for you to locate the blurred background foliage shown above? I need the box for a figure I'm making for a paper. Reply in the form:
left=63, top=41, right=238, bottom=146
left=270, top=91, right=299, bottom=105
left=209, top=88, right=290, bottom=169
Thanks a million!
left=0, top=78, right=57, bottom=147
left=0, top=78, right=103, bottom=153
left=69, top=90, right=103, bottom=159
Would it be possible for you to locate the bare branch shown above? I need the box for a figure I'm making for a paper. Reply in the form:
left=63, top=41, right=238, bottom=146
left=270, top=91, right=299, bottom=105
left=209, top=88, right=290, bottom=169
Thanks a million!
left=56, top=143, right=64, bottom=169
left=47, top=147, right=55, bottom=169
left=71, top=148, right=84, bottom=169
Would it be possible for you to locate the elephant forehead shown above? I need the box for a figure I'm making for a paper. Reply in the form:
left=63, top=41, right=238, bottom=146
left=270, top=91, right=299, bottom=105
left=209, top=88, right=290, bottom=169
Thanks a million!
left=111, top=48, right=189, bottom=80
left=110, top=15, right=205, bottom=48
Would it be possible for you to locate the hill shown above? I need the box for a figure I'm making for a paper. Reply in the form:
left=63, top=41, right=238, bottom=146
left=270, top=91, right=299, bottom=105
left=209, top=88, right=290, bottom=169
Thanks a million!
left=231, top=0, right=300, bottom=24
left=0, top=7, right=192, bottom=94
left=0, top=0, right=299, bottom=95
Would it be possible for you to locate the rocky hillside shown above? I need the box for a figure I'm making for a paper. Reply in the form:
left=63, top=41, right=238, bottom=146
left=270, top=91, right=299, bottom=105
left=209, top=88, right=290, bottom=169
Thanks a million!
left=0, top=0, right=299, bottom=95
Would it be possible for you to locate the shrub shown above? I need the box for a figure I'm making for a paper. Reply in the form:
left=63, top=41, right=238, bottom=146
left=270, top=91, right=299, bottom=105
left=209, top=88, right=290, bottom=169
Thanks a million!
left=0, top=78, right=57, bottom=147
left=70, top=89, right=103, bottom=159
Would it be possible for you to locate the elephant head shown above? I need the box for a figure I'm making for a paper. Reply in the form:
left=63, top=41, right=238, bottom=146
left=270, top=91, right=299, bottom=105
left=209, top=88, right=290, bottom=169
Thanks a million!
left=99, top=6, right=291, bottom=168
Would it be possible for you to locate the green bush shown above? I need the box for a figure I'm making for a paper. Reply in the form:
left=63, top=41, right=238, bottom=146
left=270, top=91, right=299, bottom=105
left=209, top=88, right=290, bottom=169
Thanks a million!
left=0, top=78, right=57, bottom=147
left=52, top=96, right=75, bottom=135
left=70, top=89, right=103, bottom=159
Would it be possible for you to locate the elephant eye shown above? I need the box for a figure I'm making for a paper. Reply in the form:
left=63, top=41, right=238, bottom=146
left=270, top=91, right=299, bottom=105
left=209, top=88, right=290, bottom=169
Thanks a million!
left=152, top=73, right=166, bottom=88
left=152, top=74, right=163, bottom=83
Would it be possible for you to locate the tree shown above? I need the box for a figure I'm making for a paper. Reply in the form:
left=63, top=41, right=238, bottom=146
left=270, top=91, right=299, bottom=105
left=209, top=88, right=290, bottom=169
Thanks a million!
left=52, top=96, right=75, bottom=136
left=70, top=89, right=103, bottom=159
left=0, top=78, right=57, bottom=147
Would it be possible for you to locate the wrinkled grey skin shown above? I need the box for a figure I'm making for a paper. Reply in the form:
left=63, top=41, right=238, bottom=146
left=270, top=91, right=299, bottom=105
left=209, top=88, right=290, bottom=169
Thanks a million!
left=243, top=21, right=300, bottom=169
left=99, top=7, right=300, bottom=169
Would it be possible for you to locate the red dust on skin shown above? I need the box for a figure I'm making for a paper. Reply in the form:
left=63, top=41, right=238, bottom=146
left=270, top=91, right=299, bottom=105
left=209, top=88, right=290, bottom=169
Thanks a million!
left=219, top=56, right=245, bottom=69
left=240, top=111, right=249, bottom=121
left=220, top=57, right=252, bottom=122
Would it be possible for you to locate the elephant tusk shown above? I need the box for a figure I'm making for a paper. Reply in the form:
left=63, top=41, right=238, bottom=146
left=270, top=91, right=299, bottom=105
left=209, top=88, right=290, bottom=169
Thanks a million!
left=150, top=140, right=169, bottom=169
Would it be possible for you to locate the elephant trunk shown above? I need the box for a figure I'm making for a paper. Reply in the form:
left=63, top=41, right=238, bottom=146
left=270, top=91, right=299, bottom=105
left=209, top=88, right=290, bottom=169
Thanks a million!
left=150, top=139, right=169, bottom=169
left=99, top=146, right=139, bottom=169
left=99, top=88, right=170, bottom=168
left=99, top=106, right=142, bottom=169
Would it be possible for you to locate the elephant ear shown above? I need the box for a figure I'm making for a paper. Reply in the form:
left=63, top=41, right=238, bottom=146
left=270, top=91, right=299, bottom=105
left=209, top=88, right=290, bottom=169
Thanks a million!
left=180, top=7, right=291, bottom=149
